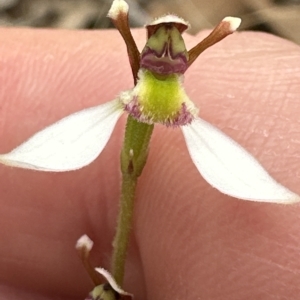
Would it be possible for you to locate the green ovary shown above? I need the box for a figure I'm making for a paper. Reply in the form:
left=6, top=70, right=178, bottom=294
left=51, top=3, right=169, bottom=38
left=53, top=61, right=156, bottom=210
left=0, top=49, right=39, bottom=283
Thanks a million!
left=137, top=70, right=187, bottom=123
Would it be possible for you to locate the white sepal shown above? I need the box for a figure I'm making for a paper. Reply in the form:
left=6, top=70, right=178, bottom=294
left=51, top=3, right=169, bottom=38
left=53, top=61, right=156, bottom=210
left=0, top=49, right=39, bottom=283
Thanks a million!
left=181, top=118, right=300, bottom=203
left=0, top=99, right=123, bottom=171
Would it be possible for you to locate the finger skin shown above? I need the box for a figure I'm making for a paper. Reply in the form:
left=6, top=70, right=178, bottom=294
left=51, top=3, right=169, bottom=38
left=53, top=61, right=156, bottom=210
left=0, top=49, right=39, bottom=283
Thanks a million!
left=0, top=28, right=299, bottom=300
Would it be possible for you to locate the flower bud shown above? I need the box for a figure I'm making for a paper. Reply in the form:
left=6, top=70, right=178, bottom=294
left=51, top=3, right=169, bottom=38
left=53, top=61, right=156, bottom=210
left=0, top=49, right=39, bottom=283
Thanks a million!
left=86, top=284, right=122, bottom=300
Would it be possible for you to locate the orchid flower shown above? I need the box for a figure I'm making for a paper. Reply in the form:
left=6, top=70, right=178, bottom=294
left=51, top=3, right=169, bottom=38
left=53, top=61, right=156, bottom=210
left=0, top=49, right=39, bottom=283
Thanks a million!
left=1, top=0, right=299, bottom=296
left=0, top=0, right=298, bottom=204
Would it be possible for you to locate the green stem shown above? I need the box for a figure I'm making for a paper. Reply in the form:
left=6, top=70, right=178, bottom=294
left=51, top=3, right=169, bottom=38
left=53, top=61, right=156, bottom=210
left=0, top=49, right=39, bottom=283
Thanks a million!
left=111, top=173, right=136, bottom=286
left=111, top=116, right=154, bottom=286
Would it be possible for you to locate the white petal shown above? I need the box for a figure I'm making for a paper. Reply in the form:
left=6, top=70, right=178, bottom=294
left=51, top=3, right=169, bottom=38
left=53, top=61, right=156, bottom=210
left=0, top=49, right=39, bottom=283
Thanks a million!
left=95, top=268, right=133, bottom=298
left=181, top=118, right=300, bottom=203
left=0, top=99, right=123, bottom=171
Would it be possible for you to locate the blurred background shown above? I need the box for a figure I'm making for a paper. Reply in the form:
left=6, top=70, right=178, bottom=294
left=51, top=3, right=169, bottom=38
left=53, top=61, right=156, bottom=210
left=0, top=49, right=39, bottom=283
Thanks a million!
left=0, top=0, right=299, bottom=44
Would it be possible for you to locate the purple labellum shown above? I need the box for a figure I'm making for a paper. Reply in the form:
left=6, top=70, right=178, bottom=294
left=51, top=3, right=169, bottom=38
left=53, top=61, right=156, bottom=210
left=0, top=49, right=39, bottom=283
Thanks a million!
left=171, top=103, right=195, bottom=126
left=124, top=96, right=143, bottom=120
left=124, top=98, right=194, bottom=127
